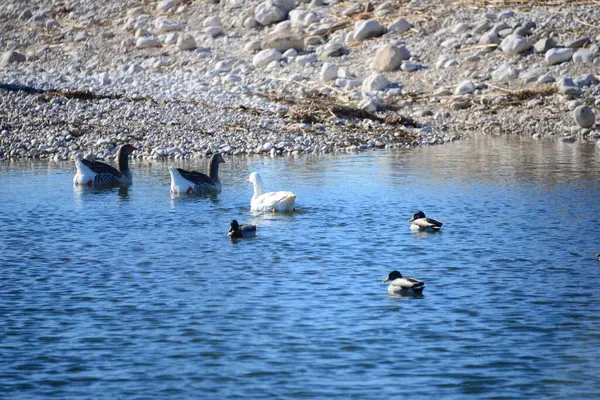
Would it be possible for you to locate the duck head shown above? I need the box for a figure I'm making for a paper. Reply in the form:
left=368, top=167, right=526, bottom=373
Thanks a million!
left=229, top=219, right=240, bottom=233
left=382, top=270, right=403, bottom=283
left=408, top=211, right=426, bottom=222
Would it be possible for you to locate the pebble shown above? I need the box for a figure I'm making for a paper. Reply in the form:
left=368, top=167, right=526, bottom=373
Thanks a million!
left=499, top=35, right=532, bottom=55
left=320, top=63, right=338, bottom=82
left=255, top=2, right=287, bottom=26
left=261, top=31, right=304, bottom=51
left=566, top=37, right=590, bottom=49
left=545, top=48, right=573, bottom=66
left=388, top=18, right=412, bottom=33
left=533, top=38, right=556, bottom=53
left=492, top=63, right=519, bottom=81
left=557, top=77, right=581, bottom=96
left=136, top=37, right=160, bottom=48
left=362, top=73, right=391, bottom=94
left=317, top=42, right=347, bottom=58
left=253, top=49, right=282, bottom=68
left=400, top=62, right=419, bottom=72
left=370, top=44, right=410, bottom=72
left=177, top=34, right=196, bottom=51
left=572, top=48, right=596, bottom=63
left=573, top=105, right=595, bottom=128
left=455, top=81, right=476, bottom=95
left=352, top=19, right=386, bottom=41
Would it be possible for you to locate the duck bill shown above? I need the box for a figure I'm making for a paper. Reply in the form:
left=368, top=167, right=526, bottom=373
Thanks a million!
left=408, top=216, right=415, bottom=222
left=382, top=277, right=390, bottom=283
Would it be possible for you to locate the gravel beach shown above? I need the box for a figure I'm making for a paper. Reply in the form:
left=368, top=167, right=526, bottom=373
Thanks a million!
left=0, top=0, right=599, bottom=161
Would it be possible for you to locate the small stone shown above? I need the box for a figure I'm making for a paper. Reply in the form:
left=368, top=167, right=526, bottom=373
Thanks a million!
left=400, top=62, right=418, bottom=72
left=317, top=42, right=348, bottom=58
left=537, top=73, right=555, bottom=84
left=473, top=20, right=491, bottom=34
left=573, top=74, right=598, bottom=88
left=370, top=44, right=410, bottom=72
left=513, top=21, right=536, bottom=36
left=455, top=80, right=476, bottom=95
left=479, top=31, right=500, bottom=45
left=296, top=54, right=317, bottom=64
left=353, top=19, right=386, bottom=41
left=244, top=39, right=262, bottom=53
left=320, top=63, right=338, bottom=82
left=572, top=48, right=596, bottom=63
left=521, top=67, right=548, bottom=83
left=573, top=105, right=595, bottom=128
left=262, top=31, right=304, bottom=51
left=282, top=48, right=297, bottom=58
left=203, top=16, right=222, bottom=27
left=362, top=73, right=391, bottom=94
left=558, top=77, right=581, bottom=96
left=204, top=26, right=223, bottom=37
left=157, top=0, right=177, bottom=12
left=136, top=37, right=160, bottom=48
left=566, top=37, right=590, bottom=49
left=1, top=51, right=26, bottom=66
left=388, top=18, right=412, bottom=33
left=443, top=59, right=458, bottom=68
left=155, top=18, right=184, bottom=32
left=451, top=100, right=471, bottom=110
left=358, top=98, right=378, bottom=112
left=499, top=34, right=532, bottom=55
left=255, top=3, right=287, bottom=26
left=45, top=19, right=59, bottom=29
left=441, top=37, right=461, bottom=49
left=452, top=22, right=470, bottom=34
left=19, top=10, right=32, bottom=20
left=304, top=36, right=325, bottom=47
left=252, top=49, right=282, bottom=68
left=545, top=48, right=573, bottom=65
left=177, top=34, right=196, bottom=50
left=533, top=38, right=556, bottom=53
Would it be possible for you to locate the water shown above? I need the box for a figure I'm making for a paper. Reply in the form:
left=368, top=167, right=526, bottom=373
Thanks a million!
left=1, top=137, right=599, bottom=399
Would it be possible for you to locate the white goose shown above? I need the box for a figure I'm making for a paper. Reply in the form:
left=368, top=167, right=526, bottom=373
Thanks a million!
left=247, top=172, right=296, bottom=212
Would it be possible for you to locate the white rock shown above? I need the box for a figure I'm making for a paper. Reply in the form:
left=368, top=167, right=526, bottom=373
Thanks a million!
left=545, top=48, right=573, bottom=65
left=127, top=7, right=145, bottom=18
left=388, top=18, right=411, bottom=33
left=204, top=26, right=223, bottom=37
left=455, top=80, right=476, bottom=95
left=215, top=59, right=235, bottom=72
left=136, top=37, right=160, bottom=48
left=156, top=0, right=177, bottom=12
left=572, top=48, right=596, bottom=63
left=443, top=59, right=458, bottom=68
left=358, top=98, right=378, bottom=112
left=440, top=38, right=460, bottom=49
left=296, top=54, right=317, bottom=64
left=253, top=49, right=282, bottom=68
left=320, top=63, right=338, bottom=81
left=177, top=34, right=196, bottom=50
left=255, top=3, right=287, bottom=26
left=362, top=73, right=391, bottom=94
left=244, top=40, right=262, bottom=53
left=353, top=19, right=385, bottom=41
left=203, top=16, right=222, bottom=27
left=400, top=62, right=418, bottom=72
left=271, top=0, right=296, bottom=12
left=164, top=32, right=179, bottom=45
left=288, top=9, right=307, bottom=24
left=154, top=18, right=184, bottom=32
left=283, top=48, right=297, bottom=57
left=452, top=22, right=470, bottom=34
left=573, top=105, right=595, bottom=128
left=500, top=34, right=532, bottom=55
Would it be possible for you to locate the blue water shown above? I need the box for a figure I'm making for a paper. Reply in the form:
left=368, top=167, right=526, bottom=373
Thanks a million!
left=1, top=137, right=600, bottom=399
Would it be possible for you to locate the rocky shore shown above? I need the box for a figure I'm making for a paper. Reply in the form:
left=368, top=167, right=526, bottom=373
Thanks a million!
left=0, top=0, right=599, bottom=161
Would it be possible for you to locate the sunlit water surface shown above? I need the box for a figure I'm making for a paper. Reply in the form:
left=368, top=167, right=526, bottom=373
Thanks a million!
left=1, top=137, right=600, bottom=399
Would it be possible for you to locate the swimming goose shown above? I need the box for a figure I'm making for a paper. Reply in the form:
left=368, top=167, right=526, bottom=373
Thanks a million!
left=408, top=211, right=443, bottom=232
left=383, top=270, right=425, bottom=295
left=227, top=220, right=257, bottom=238
left=247, top=172, right=296, bottom=212
left=73, top=144, right=137, bottom=186
left=169, top=153, right=225, bottom=194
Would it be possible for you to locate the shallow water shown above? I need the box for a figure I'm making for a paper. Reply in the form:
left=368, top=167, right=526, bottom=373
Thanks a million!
left=1, top=136, right=600, bottom=399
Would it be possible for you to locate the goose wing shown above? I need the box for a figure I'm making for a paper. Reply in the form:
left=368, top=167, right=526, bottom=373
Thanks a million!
left=256, top=191, right=295, bottom=207
left=176, top=168, right=214, bottom=186
left=81, top=158, right=122, bottom=177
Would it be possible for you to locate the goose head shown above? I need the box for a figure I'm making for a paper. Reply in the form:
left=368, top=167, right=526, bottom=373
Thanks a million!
left=408, top=211, right=426, bottom=222
left=382, top=270, right=403, bottom=283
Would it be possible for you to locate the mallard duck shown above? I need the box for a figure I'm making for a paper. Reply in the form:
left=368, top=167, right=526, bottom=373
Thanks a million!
left=73, top=144, right=137, bottom=186
left=227, top=220, right=257, bottom=238
left=382, top=270, right=425, bottom=295
left=169, top=153, right=225, bottom=194
left=247, top=172, right=296, bottom=212
left=597, top=253, right=600, bottom=262
left=408, top=211, right=443, bottom=232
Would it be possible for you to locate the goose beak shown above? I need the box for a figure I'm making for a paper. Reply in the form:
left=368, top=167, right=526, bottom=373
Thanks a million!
left=247, top=179, right=251, bottom=183
left=382, top=277, right=390, bottom=283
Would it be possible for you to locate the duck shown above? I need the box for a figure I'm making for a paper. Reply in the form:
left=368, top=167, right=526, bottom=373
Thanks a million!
left=382, top=270, right=425, bottom=295
left=247, top=172, right=296, bottom=212
left=227, top=220, right=257, bottom=239
left=408, top=211, right=443, bottom=232
left=73, top=144, right=137, bottom=186
left=597, top=253, right=600, bottom=262
left=169, top=153, right=225, bottom=194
